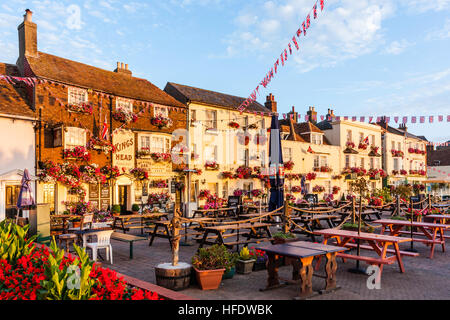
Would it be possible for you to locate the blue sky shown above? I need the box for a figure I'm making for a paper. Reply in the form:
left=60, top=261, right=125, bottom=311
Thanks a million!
left=0, top=0, right=449, bottom=142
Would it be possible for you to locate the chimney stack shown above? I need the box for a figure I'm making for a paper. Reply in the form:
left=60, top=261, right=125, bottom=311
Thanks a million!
left=17, top=9, right=38, bottom=73
left=264, top=93, right=277, bottom=113
left=287, top=106, right=298, bottom=124
left=306, top=106, right=317, bottom=124
left=114, top=61, right=132, bottom=76
left=326, top=108, right=336, bottom=121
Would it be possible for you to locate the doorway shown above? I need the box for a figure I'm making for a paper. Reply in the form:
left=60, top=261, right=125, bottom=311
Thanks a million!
left=118, top=185, right=129, bottom=214
left=5, top=185, right=20, bottom=219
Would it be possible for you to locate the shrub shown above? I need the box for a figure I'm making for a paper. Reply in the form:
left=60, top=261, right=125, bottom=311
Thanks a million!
left=191, top=245, right=231, bottom=270
left=131, top=204, right=140, bottom=212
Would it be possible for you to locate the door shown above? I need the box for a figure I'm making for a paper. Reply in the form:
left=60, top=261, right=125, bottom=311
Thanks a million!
left=5, top=185, right=20, bottom=219
left=118, top=185, right=128, bottom=214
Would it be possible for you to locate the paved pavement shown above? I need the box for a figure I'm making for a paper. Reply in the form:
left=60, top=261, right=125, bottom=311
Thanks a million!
left=101, top=214, right=450, bottom=300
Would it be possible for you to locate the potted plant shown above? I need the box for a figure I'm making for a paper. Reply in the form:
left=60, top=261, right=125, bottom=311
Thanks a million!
left=222, top=251, right=239, bottom=280
left=271, top=231, right=298, bottom=244
left=235, top=247, right=256, bottom=274
left=249, top=247, right=268, bottom=271
left=111, top=205, right=121, bottom=217
left=131, top=204, right=140, bottom=215
left=191, top=244, right=229, bottom=290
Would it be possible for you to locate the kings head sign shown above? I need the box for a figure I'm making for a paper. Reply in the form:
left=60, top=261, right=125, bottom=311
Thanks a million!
left=113, top=130, right=135, bottom=171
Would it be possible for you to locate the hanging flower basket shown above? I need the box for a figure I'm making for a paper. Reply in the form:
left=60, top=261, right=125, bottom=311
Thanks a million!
left=150, top=152, right=172, bottom=162
left=87, top=137, right=115, bottom=154
left=284, top=161, right=294, bottom=171
left=205, top=161, right=219, bottom=170
left=291, top=186, right=302, bottom=193
left=66, top=102, right=93, bottom=115
left=221, top=171, right=234, bottom=179
left=228, top=121, right=240, bottom=129
left=332, top=186, right=340, bottom=195
left=130, top=168, right=148, bottom=181
left=305, top=172, right=317, bottom=181
left=100, top=165, right=120, bottom=180
left=391, top=150, right=404, bottom=157
left=312, top=185, right=325, bottom=193
left=151, top=115, right=173, bottom=129
left=63, top=146, right=91, bottom=161
left=113, top=108, right=138, bottom=123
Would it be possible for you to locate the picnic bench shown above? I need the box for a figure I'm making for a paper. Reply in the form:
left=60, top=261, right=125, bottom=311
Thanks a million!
left=375, top=219, right=449, bottom=259
left=112, top=212, right=168, bottom=234
left=110, top=232, right=147, bottom=259
left=255, top=241, right=347, bottom=299
left=192, top=207, right=238, bottom=219
left=147, top=220, right=174, bottom=249
left=197, top=222, right=272, bottom=250
left=290, top=215, right=341, bottom=241
left=313, top=229, right=412, bottom=279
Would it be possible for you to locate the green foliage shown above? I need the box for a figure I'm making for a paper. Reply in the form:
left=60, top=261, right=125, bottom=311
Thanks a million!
left=372, top=187, right=392, bottom=203
left=349, top=177, right=370, bottom=199
left=391, top=184, right=412, bottom=199
left=272, top=231, right=296, bottom=239
left=0, top=220, right=37, bottom=264
left=131, top=204, right=140, bottom=212
left=342, top=222, right=374, bottom=233
left=191, top=244, right=232, bottom=270
left=390, top=215, right=407, bottom=221
left=111, top=205, right=121, bottom=214
left=39, top=238, right=96, bottom=300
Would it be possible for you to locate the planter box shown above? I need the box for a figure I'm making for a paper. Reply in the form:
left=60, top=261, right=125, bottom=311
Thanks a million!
left=252, top=260, right=267, bottom=271
left=194, top=267, right=225, bottom=290
left=235, top=259, right=255, bottom=274
left=222, top=266, right=235, bottom=280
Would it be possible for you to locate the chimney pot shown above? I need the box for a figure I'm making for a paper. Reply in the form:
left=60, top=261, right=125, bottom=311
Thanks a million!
left=121, top=62, right=124, bottom=69
left=24, top=9, right=33, bottom=22
left=125, top=64, right=128, bottom=70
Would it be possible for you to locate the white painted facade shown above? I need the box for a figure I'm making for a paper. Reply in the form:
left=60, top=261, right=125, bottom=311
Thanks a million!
left=0, top=116, right=35, bottom=221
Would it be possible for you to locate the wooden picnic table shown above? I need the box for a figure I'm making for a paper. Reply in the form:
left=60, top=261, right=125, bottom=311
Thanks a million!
left=192, top=207, right=238, bottom=219
left=198, top=222, right=272, bottom=250
left=51, top=214, right=78, bottom=234
left=112, top=212, right=168, bottom=234
left=313, top=229, right=412, bottom=279
left=374, top=219, right=449, bottom=259
left=255, top=241, right=347, bottom=299
left=290, top=215, right=341, bottom=241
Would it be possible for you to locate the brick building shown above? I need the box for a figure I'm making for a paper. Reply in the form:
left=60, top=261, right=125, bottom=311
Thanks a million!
left=12, top=10, right=187, bottom=215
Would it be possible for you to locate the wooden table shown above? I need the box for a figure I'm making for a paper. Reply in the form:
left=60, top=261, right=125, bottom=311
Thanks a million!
left=374, top=219, right=449, bottom=259
left=313, top=229, right=412, bottom=278
left=112, top=212, right=168, bottom=234
left=192, top=207, right=238, bottom=219
left=111, top=232, right=148, bottom=259
left=290, top=215, right=341, bottom=241
left=51, top=214, right=78, bottom=234
left=198, top=222, right=272, bottom=250
left=255, top=241, right=346, bottom=299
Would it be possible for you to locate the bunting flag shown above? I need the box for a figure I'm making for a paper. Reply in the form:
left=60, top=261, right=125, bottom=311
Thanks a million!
left=363, top=136, right=369, bottom=144
left=307, top=146, right=314, bottom=153
left=438, top=115, right=443, bottom=122
left=292, top=36, right=299, bottom=50
left=411, top=116, right=416, bottom=123
left=237, top=0, right=326, bottom=113
left=429, top=116, right=434, bottom=123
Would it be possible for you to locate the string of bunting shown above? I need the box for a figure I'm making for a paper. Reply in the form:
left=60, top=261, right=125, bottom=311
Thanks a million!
left=237, top=0, right=326, bottom=113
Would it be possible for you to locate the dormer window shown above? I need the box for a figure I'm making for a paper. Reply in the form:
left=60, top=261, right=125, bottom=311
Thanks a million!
left=311, top=133, right=323, bottom=145
left=116, top=97, right=133, bottom=113
left=68, top=87, right=88, bottom=105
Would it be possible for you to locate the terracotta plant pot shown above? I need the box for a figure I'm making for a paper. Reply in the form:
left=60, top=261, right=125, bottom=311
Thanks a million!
left=194, top=267, right=225, bottom=290
left=235, top=259, right=255, bottom=274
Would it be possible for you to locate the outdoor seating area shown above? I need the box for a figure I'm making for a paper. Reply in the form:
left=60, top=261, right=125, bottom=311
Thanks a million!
left=40, top=193, right=449, bottom=300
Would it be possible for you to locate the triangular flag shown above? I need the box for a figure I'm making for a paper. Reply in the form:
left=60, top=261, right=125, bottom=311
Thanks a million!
left=394, top=117, right=399, bottom=123
left=292, top=36, right=299, bottom=50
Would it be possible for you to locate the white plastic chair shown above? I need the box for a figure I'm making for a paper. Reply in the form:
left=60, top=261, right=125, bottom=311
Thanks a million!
left=85, top=230, right=114, bottom=264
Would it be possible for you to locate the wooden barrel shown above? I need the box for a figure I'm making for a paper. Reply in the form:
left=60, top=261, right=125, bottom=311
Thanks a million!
left=155, top=263, right=191, bottom=291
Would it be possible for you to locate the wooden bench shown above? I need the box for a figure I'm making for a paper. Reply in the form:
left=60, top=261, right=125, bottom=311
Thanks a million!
left=343, top=242, right=420, bottom=257
left=111, top=232, right=147, bottom=259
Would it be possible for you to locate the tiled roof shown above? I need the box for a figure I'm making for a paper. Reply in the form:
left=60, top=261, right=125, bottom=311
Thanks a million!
left=0, top=63, right=34, bottom=118
left=427, top=148, right=450, bottom=166
left=24, top=52, right=185, bottom=108
left=385, top=125, right=427, bottom=141
left=278, top=119, right=331, bottom=144
left=164, top=82, right=270, bottom=113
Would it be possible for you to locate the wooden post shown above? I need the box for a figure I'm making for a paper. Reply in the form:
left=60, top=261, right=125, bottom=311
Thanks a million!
left=283, top=204, right=290, bottom=234
left=396, top=195, right=400, bottom=216
left=428, top=194, right=431, bottom=209
left=351, top=197, right=356, bottom=225
left=171, top=208, right=181, bottom=266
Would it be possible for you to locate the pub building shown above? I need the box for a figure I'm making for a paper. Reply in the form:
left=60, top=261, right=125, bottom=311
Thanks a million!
left=13, top=9, right=187, bottom=215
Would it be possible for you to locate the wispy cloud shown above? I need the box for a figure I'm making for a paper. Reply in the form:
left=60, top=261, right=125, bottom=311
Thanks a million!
left=384, top=39, right=414, bottom=55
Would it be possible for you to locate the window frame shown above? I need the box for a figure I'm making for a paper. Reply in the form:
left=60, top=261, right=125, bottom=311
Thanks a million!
left=64, top=127, right=87, bottom=149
